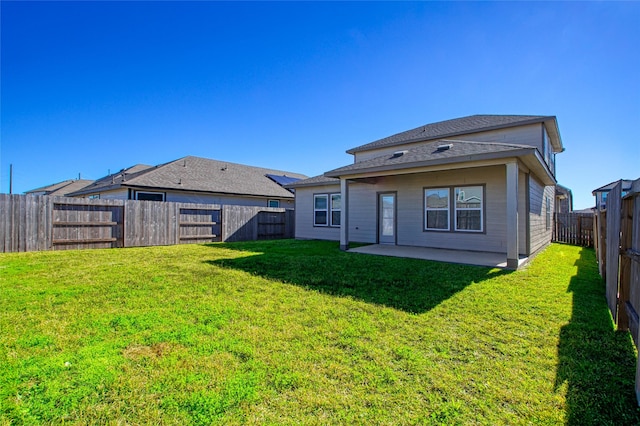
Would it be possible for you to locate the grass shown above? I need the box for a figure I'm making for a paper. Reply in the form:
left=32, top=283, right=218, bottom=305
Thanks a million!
left=0, top=240, right=638, bottom=425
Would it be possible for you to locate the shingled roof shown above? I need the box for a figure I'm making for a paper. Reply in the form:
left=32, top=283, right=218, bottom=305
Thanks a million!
left=347, top=114, right=561, bottom=154
left=25, top=179, right=94, bottom=196
left=286, top=174, right=340, bottom=188
left=68, top=156, right=307, bottom=198
left=326, top=140, right=536, bottom=178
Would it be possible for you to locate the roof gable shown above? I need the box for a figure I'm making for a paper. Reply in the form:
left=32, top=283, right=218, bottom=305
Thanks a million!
left=347, top=114, right=561, bottom=154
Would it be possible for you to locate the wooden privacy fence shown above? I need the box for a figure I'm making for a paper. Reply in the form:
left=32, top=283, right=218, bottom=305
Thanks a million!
left=594, top=178, right=640, bottom=404
left=0, top=194, right=294, bottom=253
left=553, top=211, right=594, bottom=247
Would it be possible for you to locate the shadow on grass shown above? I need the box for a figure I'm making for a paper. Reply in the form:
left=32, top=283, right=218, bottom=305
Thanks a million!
left=555, top=247, right=640, bottom=425
left=205, top=239, right=510, bottom=314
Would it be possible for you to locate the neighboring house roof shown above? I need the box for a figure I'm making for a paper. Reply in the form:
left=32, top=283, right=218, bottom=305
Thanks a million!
left=555, top=184, right=573, bottom=198
left=347, top=114, right=563, bottom=154
left=592, top=179, right=633, bottom=194
left=325, top=139, right=540, bottom=178
left=573, top=208, right=595, bottom=214
left=25, top=179, right=94, bottom=196
left=68, top=156, right=307, bottom=199
left=286, top=175, right=340, bottom=188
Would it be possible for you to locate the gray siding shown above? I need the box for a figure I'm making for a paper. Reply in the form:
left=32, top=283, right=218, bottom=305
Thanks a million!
left=387, top=166, right=507, bottom=253
left=304, top=166, right=511, bottom=253
left=354, top=124, right=545, bottom=163
left=529, top=176, right=554, bottom=254
left=293, top=183, right=341, bottom=241
left=75, top=188, right=293, bottom=209
left=84, top=189, right=129, bottom=200
left=166, top=191, right=294, bottom=209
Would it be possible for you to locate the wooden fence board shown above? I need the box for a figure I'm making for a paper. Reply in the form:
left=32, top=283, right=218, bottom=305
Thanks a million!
left=554, top=212, right=594, bottom=247
left=178, top=204, right=222, bottom=244
left=0, top=195, right=293, bottom=253
left=606, top=182, right=622, bottom=322
left=51, top=198, right=124, bottom=250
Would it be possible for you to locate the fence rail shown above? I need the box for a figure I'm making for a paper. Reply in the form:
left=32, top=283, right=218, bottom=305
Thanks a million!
left=553, top=212, right=594, bottom=247
left=0, top=194, right=294, bottom=253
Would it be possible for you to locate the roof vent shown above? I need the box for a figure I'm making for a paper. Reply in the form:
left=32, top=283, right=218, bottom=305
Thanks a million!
left=436, top=143, right=453, bottom=152
left=391, top=150, right=408, bottom=159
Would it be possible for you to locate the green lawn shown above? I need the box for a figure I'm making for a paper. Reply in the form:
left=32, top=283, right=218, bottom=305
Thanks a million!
left=1, top=241, right=638, bottom=425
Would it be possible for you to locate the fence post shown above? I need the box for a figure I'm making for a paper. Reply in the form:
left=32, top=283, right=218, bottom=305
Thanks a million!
left=618, top=197, right=633, bottom=330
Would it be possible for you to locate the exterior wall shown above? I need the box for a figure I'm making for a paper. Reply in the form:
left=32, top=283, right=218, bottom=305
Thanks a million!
left=75, top=188, right=293, bottom=208
left=165, top=191, right=294, bottom=209
left=293, top=183, right=341, bottom=241
left=529, top=176, right=555, bottom=254
left=298, top=166, right=511, bottom=253
left=387, top=166, right=508, bottom=253
left=295, top=165, right=554, bottom=257
left=82, top=189, right=130, bottom=200
left=354, top=124, right=545, bottom=163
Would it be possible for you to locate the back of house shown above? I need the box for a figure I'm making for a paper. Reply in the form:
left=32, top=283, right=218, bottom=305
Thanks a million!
left=288, top=114, right=564, bottom=269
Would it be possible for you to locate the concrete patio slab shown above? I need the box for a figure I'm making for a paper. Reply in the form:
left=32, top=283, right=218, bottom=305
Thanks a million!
left=348, top=244, right=528, bottom=269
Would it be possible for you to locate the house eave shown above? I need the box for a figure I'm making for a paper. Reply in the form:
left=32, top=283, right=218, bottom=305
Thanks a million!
left=285, top=180, right=340, bottom=189
left=325, top=148, right=556, bottom=186
left=326, top=148, right=533, bottom=177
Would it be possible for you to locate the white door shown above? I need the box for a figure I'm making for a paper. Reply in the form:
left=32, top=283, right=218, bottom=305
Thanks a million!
left=379, top=193, right=396, bottom=245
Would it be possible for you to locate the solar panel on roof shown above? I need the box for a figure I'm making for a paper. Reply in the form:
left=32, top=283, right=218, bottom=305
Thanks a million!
left=265, top=174, right=301, bottom=186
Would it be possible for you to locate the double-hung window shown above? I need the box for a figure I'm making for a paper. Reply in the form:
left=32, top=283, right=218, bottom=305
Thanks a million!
left=314, top=193, right=341, bottom=227
left=455, top=186, right=483, bottom=232
left=425, top=188, right=449, bottom=230
left=314, top=195, right=328, bottom=226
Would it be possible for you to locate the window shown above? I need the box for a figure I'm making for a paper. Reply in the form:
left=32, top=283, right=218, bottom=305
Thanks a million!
left=545, top=196, right=551, bottom=230
left=455, top=186, right=483, bottom=232
left=425, top=188, right=449, bottom=230
left=314, top=193, right=341, bottom=227
left=331, top=194, right=341, bottom=226
left=88, top=194, right=100, bottom=200
left=314, top=194, right=328, bottom=226
left=135, top=191, right=165, bottom=201
left=268, top=199, right=280, bottom=208
left=424, top=185, right=484, bottom=233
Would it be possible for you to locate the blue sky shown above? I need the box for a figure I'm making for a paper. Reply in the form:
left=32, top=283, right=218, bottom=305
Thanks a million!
left=1, top=1, right=638, bottom=210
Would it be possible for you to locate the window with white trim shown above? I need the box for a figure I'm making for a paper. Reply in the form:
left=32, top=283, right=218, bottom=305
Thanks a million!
left=314, top=194, right=328, bottom=226
left=314, top=193, right=341, bottom=227
left=425, top=188, right=449, bottom=230
left=455, top=186, right=483, bottom=232
left=268, top=199, right=280, bottom=208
